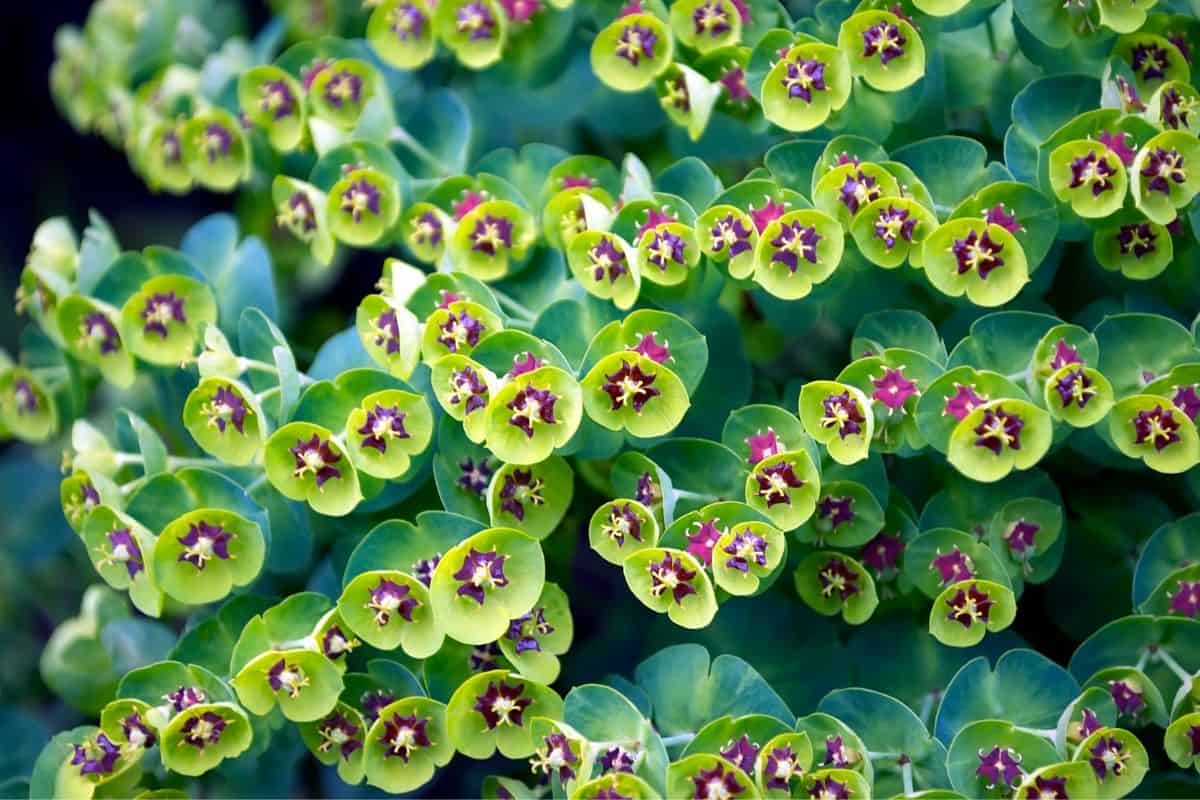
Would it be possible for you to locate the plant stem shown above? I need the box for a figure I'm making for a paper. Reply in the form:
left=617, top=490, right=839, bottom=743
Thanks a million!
left=242, top=357, right=315, bottom=385
left=866, top=750, right=903, bottom=761
left=389, top=126, right=454, bottom=177
left=1014, top=725, right=1058, bottom=746
left=1154, top=647, right=1195, bottom=684
left=496, top=292, right=537, bottom=323
left=242, top=474, right=269, bottom=495
left=660, top=732, right=696, bottom=747
left=673, top=489, right=719, bottom=503
left=901, top=759, right=915, bottom=796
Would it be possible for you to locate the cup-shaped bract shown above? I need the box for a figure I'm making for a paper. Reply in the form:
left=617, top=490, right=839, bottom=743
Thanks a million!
left=497, top=582, right=573, bottom=684
left=666, top=753, right=754, bottom=800
left=1108, top=394, right=1200, bottom=473
left=622, top=547, right=718, bottom=629
left=1048, top=140, right=1129, bottom=219
left=0, top=368, right=58, bottom=442
left=273, top=176, right=336, bottom=266
left=430, top=527, right=545, bottom=644
left=357, top=295, right=421, bottom=379
left=1071, top=725, right=1148, bottom=797
left=814, top=162, right=901, bottom=227
left=567, top=230, right=642, bottom=310
left=435, top=0, right=508, bottom=69
left=179, top=108, right=251, bottom=192
left=921, top=220, right=1030, bottom=307
left=401, top=202, right=451, bottom=263
left=298, top=702, right=367, bottom=785
left=345, top=389, right=434, bottom=479
left=755, top=731, right=814, bottom=797
left=339, top=570, right=442, bottom=657
left=1115, top=33, right=1191, bottom=95
left=947, top=399, right=1053, bottom=482
left=590, top=498, right=660, bottom=565
left=183, top=377, right=266, bottom=466
left=119, top=274, right=217, bottom=366
left=431, top=354, right=497, bottom=443
left=237, top=65, right=306, bottom=151
left=1043, top=365, right=1114, bottom=428
left=363, top=696, right=455, bottom=792
left=837, top=10, right=925, bottom=92
left=591, top=12, right=674, bottom=92
left=449, top=200, right=537, bottom=281
left=56, top=296, right=135, bottom=388
left=696, top=204, right=757, bottom=278
left=1012, top=760, right=1100, bottom=800
left=744, top=450, right=821, bottom=531
left=1094, top=220, right=1173, bottom=280
left=799, top=381, right=875, bottom=465
left=151, top=508, right=266, bottom=605
left=446, top=669, right=563, bottom=759
left=798, top=481, right=885, bottom=548
left=487, top=456, right=574, bottom=539
left=1096, top=0, right=1156, bottom=33
left=542, top=186, right=613, bottom=250
left=81, top=505, right=163, bottom=618
left=308, top=59, right=376, bottom=129
left=139, top=119, right=193, bottom=194
left=794, top=551, right=879, bottom=624
left=327, top=168, right=401, bottom=248
left=484, top=365, right=582, bottom=465
left=987, top=497, right=1064, bottom=581
left=60, top=470, right=110, bottom=533
left=582, top=352, right=690, bottom=438
left=670, top=0, right=741, bottom=54
left=159, top=702, right=253, bottom=777
left=851, top=197, right=938, bottom=269
left=264, top=421, right=363, bottom=516
left=752, top=209, right=844, bottom=300
left=929, top=578, right=1017, bottom=646
left=1149, top=81, right=1200, bottom=134
left=761, top=42, right=851, bottom=132
left=711, top=520, right=786, bottom=596
left=367, top=0, right=439, bottom=70
left=571, top=772, right=662, bottom=799
left=1164, top=711, right=1200, bottom=770
left=421, top=300, right=504, bottom=362
left=636, top=221, right=700, bottom=286
left=232, top=648, right=344, bottom=722
left=1130, top=130, right=1200, bottom=225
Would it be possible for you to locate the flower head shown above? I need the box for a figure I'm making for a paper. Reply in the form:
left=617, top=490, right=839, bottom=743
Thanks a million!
left=317, top=711, right=362, bottom=761
left=453, top=548, right=509, bottom=605
left=471, top=214, right=514, bottom=256
left=267, top=658, right=310, bottom=698
left=506, top=385, right=559, bottom=438
left=601, top=745, right=637, bottom=773
left=686, top=519, right=724, bottom=565
left=259, top=80, right=296, bottom=121
left=862, top=532, right=905, bottom=575
left=946, top=584, right=995, bottom=628
left=96, top=528, right=144, bottom=578
left=636, top=472, right=660, bottom=506
left=1160, top=87, right=1196, bottom=130
left=817, top=495, right=855, bottom=529
left=321, top=625, right=358, bottom=661
left=361, top=690, right=395, bottom=724
left=873, top=205, right=917, bottom=249
left=121, top=712, right=156, bottom=750
left=628, top=332, right=672, bottom=364
left=862, top=21, right=906, bottom=64
left=977, top=745, right=1023, bottom=788
left=783, top=58, right=827, bottom=103
left=648, top=554, right=698, bottom=603
left=755, top=461, right=806, bottom=506
left=1098, top=131, right=1137, bottom=166
left=590, top=237, right=629, bottom=284
left=1024, top=775, right=1068, bottom=799
left=177, top=520, right=233, bottom=570
left=745, top=429, right=782, bottom=465
left=1168, top=579, right=1200, bottom=617
left=290, top=434, right=343, bottom=487
left=508, top=353, right=544, bottom=378
left=438, top=309, right=485, bottom=353
left=380, top=712, right=431, bottom=761
left=340, top=179, right=382, bottom=223
left=457, top=457, right=493, bottom=495
left=71, top=733, right=120, bottom=777
left=474, top=680, right=532, bottom=728
left=809, top=775, right=850, bottom=800
left=821, top=391, right=867, bottom=438
left=985, top=204, right=1021, bottom=234
left=357, top=403, right=409, bottom=454
left=373, top=309, right=403, bottom=355
left=166, top=686, right=207, bottom=712
left=952, top=229, right=1005, bottom=278
left=603, top=503, right=644, bottom=547
left=770, top=220, right=822, bottom=272
left=531, top=731, right=578, bottom=783
left=499, top=0, right=541, bottom=23
left=412, top=554, right=442, bottom=588
left=367, top=577, right=418, bottom=626
left=748, top=197, right=787, bottom=233
left=615, top=23, right=658, bottom=67
left=764, top=744, right=803, bottom=790
left=323, top=70, right=363, bottom=108
left=203, top=385, right=251, bottom=435
left=448, top=366, right=489, bottom=414
left=507, top=607, right=554, bottom=653
left=388, top=3, right=427, bottom=39
left=931, top=547, right=974, bottom=585
left=710, top=213, right=754, bottom=257
left=1139, top=147, right=1187, bottom=196
left=1005, top=520, right=1040, bottom=555
left=692, top=761, right=746, bottom=799
left=12, top=380, right=37, bottom=414
left=200, top=123, right=232, bottom=163
left=818, top=558, right=859, bottom=600
left=872, top=367, right=918, bottom=411
left=973, top=406, right=1024, bottom=455
left=499, top=468, right=544, bottom=521
left=944, top=383, right=987, bottom=420
left=602, top=360, right=660, bottom=413
left=1109, top=678, right=1146, bottom=716
left=723, top=529, right=768, bottom=572
left=1131, top=41, right=1171, bottom=81
left=1133, top=405, right=1181, bottom=450
left=140, top=292, right=186, bottom=338
left=838, top=171, right=881, bottom=216
left=1068, top=150, right=1118, bottom=197
left=719, top=65, right=751, bottom=104
left=1088, top=735, right=1130, bottom=780
left=1117, top=223, right=1158, bottom=259
left=693, top=1, right=732, bottom=37
left=80, top=312, right=121, bottom=354
left=180, top=711, right=227, bottom=749
left=410, top=211, right=443, bottom=248
left=647, top=229, right=687, bottom=271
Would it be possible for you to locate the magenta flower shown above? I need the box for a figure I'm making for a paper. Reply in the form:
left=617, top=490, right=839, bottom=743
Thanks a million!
left=81, top=312, right=121, bottom=354
left=931, top=547, right=974, bottom=585
left=944, top=383, right=987, bottom=421
left=692, top=1, right=732, bottom=37
left=977, top=745, right=1023, bottom=788
left=985, top=204, right=1021, bottom=233
left=1168, top=579, right=1200, bottom=617
left=1098, top=131, right=1137, bottom=166
left=628, top=332, right=672, bottom=364
left=686, top=519, right=724, bottom=565
left=204, top=385, right=250, bottom=435
left=745, top=429, right=783, bottom=465
left=872, top=367, right=918, bottom=411
left=748, top=197, right=787, bottom=233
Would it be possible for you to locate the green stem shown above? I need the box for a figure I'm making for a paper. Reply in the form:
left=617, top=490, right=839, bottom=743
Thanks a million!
left=673, top=489, right=719, bottom=503
left=1154, top=647, right=1195, bottom=684
left=389, top=126, right=454, bottom=177
left=495, top=292, right=537, bottom=323
left=660, top=732, right=695, bottom=747
left=242, top=357, right=315, bottom=385
left=901, top=760, right=915, bottom=796
left=242, top=474, right=269, bottom=495
left=1014, top=725, right=1058, bottom=746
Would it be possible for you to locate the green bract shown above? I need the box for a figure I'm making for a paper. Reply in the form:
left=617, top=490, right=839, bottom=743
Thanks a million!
left=581, top=352, right=689, bottom=437
left=483, top=365, right=582, bottom=464
left=237, top=65, right=306, bottom=152
left=436, top=0, right=508, bottom=69
left=446, top=669, right=563, bottom=758
left=837, top=11, right=925, bottom=92
left=589, top=498, right=659, bottom=564
left=623, top=547, right=718, bottom=628
left=799, top=381, right=875, bottom=464
left=946, top=399, right=1053, bottom=482
left=487, top=456, right=574, bottom=538
left=761, top=42, right=851, bottom=132
left=592, top=13, right=674, bottom=93
left=1048, top=139, right=1129, bottom=218
left=339, top=570, right=442, bottom=656
left=1130, top=130, right=1200, bottom=224
left=1108, top=394, right=1200, bottom=473
left=182, top=377, right=266, bottom=465
left=794, top=551, right=879, bottom=624
left=752, top=208, right=844, bottom=300
left=362, top=696, right=454, bottom=792
left=151, top=508, right=265, bottom=605
left=119, top=274, right=217, bottom=366
left=232, top=648, right=343, bottom=722
left=367, top=0, right=438, bottom=70
left=308, top=59, right=376, bottom=128
left=181, top=109, right=250, bottom=191
left=921, top=220, right=1029, bottom=307
left=263, top=421, right=363, bottom=516
left=344, top=389, right=434, bottom=479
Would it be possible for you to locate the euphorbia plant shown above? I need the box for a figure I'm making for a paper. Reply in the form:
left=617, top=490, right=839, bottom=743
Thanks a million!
left=8, top=0, right=1200, bottom=797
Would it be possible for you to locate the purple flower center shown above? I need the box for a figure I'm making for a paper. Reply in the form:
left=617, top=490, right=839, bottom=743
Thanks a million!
left=977, top=745, right=1023, bottom=788
left=590, top=236, right=629, bottom=284
left=367, top=577, right=419, bottom=626
left=873, top=205, right=917, bottom=249
left=647, top=229, right=687, bottom=270
left=755, top=460, right=806, bottom=506
left=1068, top=150, right=1118, bottom=197
left=723, top=529, right=768, bottom=572
left=81, top=312, right=121, bottom=354
left=448, top=366, right=489, bottom=413
left=122, top=712, right=156, bottom=750
left=71, top=733, right=120, bottom=777
left=1005, top=519, right=1040, bottom=555
left=663, top=77, right=691, bottom=112
left=818, top=495, right=856, bottom=529
left=1116, top=222, right=1158, bottom=259
left=380, top=712, right=431, bottom=761
left=317, top=711, right=363, bottom=761
left=1139, top=147, right=1187, bottom=196
left=278, top=192, right=317, bottom=241
left=693, top=1, right=731, bottom=36
left=457, top=457, right=493, bottom=495
left=259, top=80, right=295, bottom=121
left=648, top=554, right=698, bottom=604
left=290, top=434, right=343, bottom=487
left=931, top=547, right=974, bottom=585
left=140, top=291, right=186, bottom=338
left=838, top=171, right=881, bottom=216
left=267, top=657, right=310, bottom=698
left=323, top=70, right=363, bottom=108
left=1089, top=735, right=1130, bottom=780
left=862, top=21, right=906, bottom=64
left=410, top=211, right=443, bottom=248
left=97, top=527, right=145, bottom=579
left=177, top=520, right=234, bottom=571
left=1109, top=678, right=1145, bottom=716
left=953, top=229, right=1005, bottom=278
left=471, top=214, right=514, bottom=256
left=1133, top=405, right=1181, bottom=450
left=818, top=558, right=859, bottom=600
left=1186, top=725, right=1200, bottom=756
left=770, top=219, right=822, bottom=272
left=1160, top=87, right=1197, bottom=130
left=506, top=385, right=559, bottom=438
left=452, top=547, right=509, bottom=605
left=691, top=761, right=746, bottom=799
left=783, top=58, right=827, bottom=103
left=340, top=179, right=382, bottom=223
left=373, top=309, right=402, bottom=355
left=499, top=468, right=545, bottom=521
left=507, top=607, right=554, bottom=653
left=388, top=2, right=426, bottom=39
left=710, top=213, right=754, bottom=257
left=65, top=480, right=100, bottom=523
left=946, top=584, right=994, bottom=628
left=438, top=310, right=485, bottom=353
left=1169, top=579, right=1200, bottom=617
left=1025, top=776, right=1068, bottom=799
left=321, top=625, right=357, bottom=660
left=615, top=23, right=657, bottom=67
left=985, top=204, right=1021, bottom=233
left=810, top=776, right=851, bottom=800
left=180, top=711, right=227, bottom=749
left=821, top=390, right=867, bottom=438
left=412, top=554, right=442, bottom=587
left=1054, top=369, right=1096, bottom=410
left=872, top=366, right=919, bottom=410
left=764, top=744, right=803, bottom=790
left=973, top=406, right=1024, bottom=455
left=600, top=745, right=637, bottom=773
left=862, top=532, right=905, bottom=575
left=474, top=680, right=532, bottom=728
left=602, top=360, right=661, bottom=413
left=166, top=685, right=207, bottom=712
left=201, top=124, right=232, bottom=163
left=204, top=385, right=251, bottom=435
left=1131, top=42, right=1170, bottom=81
left=531, top=731, right=578, bottom=783
left=457, top=1, right=498, bottom=39
left=603, top=503, right=644, bottom=547
left=357, top=403, right=410, bottom=454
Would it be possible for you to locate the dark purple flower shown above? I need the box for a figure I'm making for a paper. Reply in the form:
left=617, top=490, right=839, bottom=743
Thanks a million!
left=1111, top=677, right=1147, bottom=716
left=931, top=547, right=974, bottom=585
left=317, top=711, right=362, bottom=760
left=1088, top=735, right=1130, bottom=780
left=410, top=211, right=443, bottom=248
left=1130, top=41, right=1171, bottom=81
left=140, top=291, right=186, bottom=338
left=838, top=171, right=881, bottom=216
left=862, top=21, right=906, bottom=64
left=71, top=733, right=120, bottom=777
left=387, top=2, right=426, bottom=39
left=258, top=80, right=296, bottom=121
left=862, top=532, right=905, bottom=575
left=745, top=429, right=782, bottom=466
left=81, top=312, right=121, bottom=354
left=180, top=711, right=227, bottom=749
left=873, top=205, right=917, bottom=249
left=166, top=686, right=207, bottom=712
left=12, top=380, right=36, bottom=414
left=686, top=519, right=724, bottom=565
left=770, top=219, right=822, bottom=272
left=1168, top=579, right=1200, bottom=617
left=1053, top=368, right=1095, bottom=410
left=719, top=734, right=759, bottom=773
left=1077, top=708, right=1101, bottom=740
left=600, top=745, right=637, bottom=773
left=755, top=460, right=806, bottom=507
left=507, top=607, right=553, bottom=654
left=973, top=406, right=1024, bottom=455
left=438, top=309, right=485, bottom=353
left=474, top=680, right=532, bottom=729
left=719, top=65, right=751, bottom=104
left=818, top=558, right=859, bottom=600
left=783, top=58, right=827, bottom=103
left=372, top=309, right=402, bottom=355
left=748, top=197, right=787, bottom=234
left=602, top=360, right=661, bottom=413
left=636, top=472, right=660, bottom=506
left=692, top=1, right=731, bottom=36
left=97, top=527, right=144, bottom=579
left=1186, top=725, right=1200, bottom=756
left=177, top=520, right=233, bottom=571
left=628, top=332, right=672, bottom=364
left=692, top=762, right=745, bottom=799
left=590, top=236, right=629, bottom=284
left=953, top=229, right=1005, bottom=278
left=200, top=123, right=232, bottom=163
left=648, top=554, right=698, bottom=604
left=764, top=745, right=803, bottom=789
left=456, top=1, right=498, bottom=40
left=817, top=495, right=855, bottom=530
left=1024, top=775, right=1068, bottom=799
left=662, top=77, right=691, bottom=113
left=615, top=23, right=657, bottom=67
left=508, top=352, right=544, bottom=378
left=290, top=434, right=343, bottom=488
left=380, top=712, right=431, bottom=761
left=872, top=367, right=918, bottom=411
left=448, top=365, right=489, bottom=414
left=340, top=179, right=382, bottom=223
left=361, top=690, right=395, bottom=724
left=1160, top=87, right=1195, bottom=130
left=412, top=554, right=442, bottom=587
left=1068, top=150, right=1118, bottom=197
left=1005, top=520, right=1040, bottom=555
left=471, top=214, right=514, bottom=256
left=499, top=468, right=545, bottom=521
left=321, top=625, right=357, bottom=660
left=824, top=735, right=855, bottom=767
left=985, top=204, right=1022, bottom=234
left=809, top=776, right=850, bottom=800
left=724, top=529, right=768, bottom=573
left=710, top=213, right=754, bottom=257
left=529, top=732, right=577, bottom=784
left=1098, top=131, right=1137, bottom=166
left=944, top=383, right=987, bottom=421
left=367, top=577, right=418, bottom=626
left=357, top=403, right=410, bottom=454
left=946, top=584, right=995, bottom=628
left=471, top=643, right=501, bottom=672
left=499, top=0, right=541, bottom=23
left=821, top=391, right=867, bottom=438
left=1133, top=405, right=1181, bottom=450
left=977, top=745, right=1023, bottom=788
left=121, top=711, right=156, bottom=749
left=267, top=657, right=310, bottom=698
left=457, top=457, right=493, bottom=495
left=603, top=503, right=644, bottom=547
left=506, top=385, right=559, bottom=438
left=453, top=547, right=509, bottom=605
left=323, top=69, right=363, bottom=108
left=204, top=385, right=251, bottom=435
left=646, top=229, right=687, bottom=271
left=1116, top=223, right=1158, bottom=259
left=1139, top=147, right=1187, bottom=196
